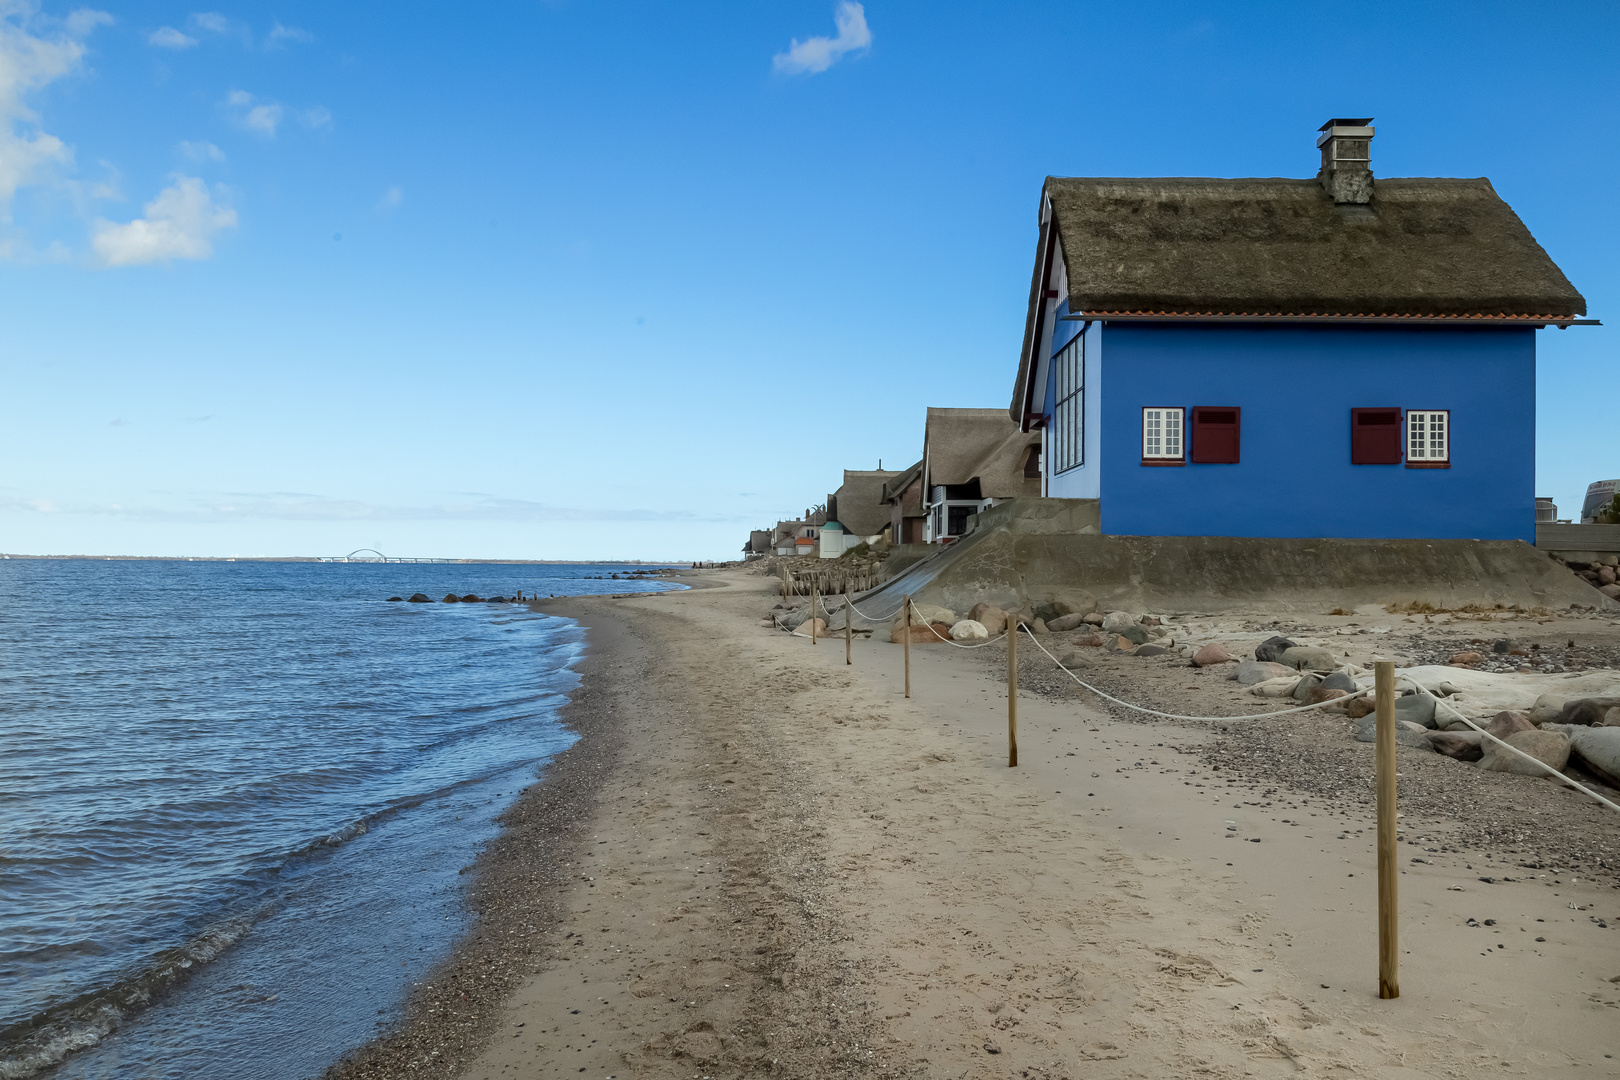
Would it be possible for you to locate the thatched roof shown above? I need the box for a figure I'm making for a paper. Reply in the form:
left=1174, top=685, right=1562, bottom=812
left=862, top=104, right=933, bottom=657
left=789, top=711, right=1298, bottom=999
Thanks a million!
left=831, top=469, right=901, bottom=537
left=1010, top=174, right=1587, bottom=423
left=924, top=408, right=1040, bottom=501
left=1044, top=176, right=1585, bottom=318
left=881, top=459, right=923, bottom=505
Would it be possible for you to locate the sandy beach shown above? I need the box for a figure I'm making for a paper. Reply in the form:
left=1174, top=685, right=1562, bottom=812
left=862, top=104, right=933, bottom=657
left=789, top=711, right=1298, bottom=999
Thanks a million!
left=329, top=568, right=1620, bottom=1080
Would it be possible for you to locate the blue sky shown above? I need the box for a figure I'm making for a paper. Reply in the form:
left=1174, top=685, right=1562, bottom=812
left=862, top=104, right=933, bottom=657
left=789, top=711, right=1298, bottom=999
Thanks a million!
left=0, top=1, right=1614, bottom=560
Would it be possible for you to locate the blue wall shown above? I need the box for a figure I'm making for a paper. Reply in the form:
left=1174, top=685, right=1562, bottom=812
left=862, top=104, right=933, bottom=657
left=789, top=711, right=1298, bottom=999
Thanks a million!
left=1098, top=323, right=1537, bottom=541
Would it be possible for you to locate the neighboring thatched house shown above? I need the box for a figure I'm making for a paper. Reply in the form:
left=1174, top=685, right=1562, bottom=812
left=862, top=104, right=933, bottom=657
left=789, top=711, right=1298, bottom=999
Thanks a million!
left=881, top=459, right=926, bottom=545
left=743, top=530, right=772, bottom=556
left=820, top=468, right=901, bottom=556
left=922, top=408, right=1042, bottom=543
left=1008, top=118, right=1591, bottom=541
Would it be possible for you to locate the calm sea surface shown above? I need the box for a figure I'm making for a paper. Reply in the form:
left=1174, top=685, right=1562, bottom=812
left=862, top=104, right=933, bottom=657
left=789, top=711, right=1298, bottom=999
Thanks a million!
left=0, top=560, right=678, bottom=1080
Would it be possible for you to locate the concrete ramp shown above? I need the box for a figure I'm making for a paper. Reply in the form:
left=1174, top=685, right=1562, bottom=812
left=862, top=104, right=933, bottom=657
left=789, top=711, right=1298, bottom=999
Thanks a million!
left=853, top=499, right=1617, bottom=619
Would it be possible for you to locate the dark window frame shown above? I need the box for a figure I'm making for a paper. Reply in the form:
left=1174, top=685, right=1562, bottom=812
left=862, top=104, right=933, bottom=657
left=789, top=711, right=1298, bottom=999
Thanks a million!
left=1052, top=335, right=1084, bottom=473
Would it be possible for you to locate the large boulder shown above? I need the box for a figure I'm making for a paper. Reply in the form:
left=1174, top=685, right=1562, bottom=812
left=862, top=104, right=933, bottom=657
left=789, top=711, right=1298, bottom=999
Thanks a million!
left=1345, top=695, right=1377, bottom=719
left=1601, top=584, right=1620, bottom=600
left=1530, top=694, right=1567, bottom=726
left=1115, top=624, right=1150, bottom=646
left=1251, top=676, right=1302, bottom=699
left=1318, top=671, right=1358, bottom=693
left=1254, top=636, right=1297, bottom=663
left=1430, top=730, right=1485, bottom=761
left=1291, top=673, right=1322, bottom=701
left=1279, top=646, right=1337, bottom=671
left=1355, top=719, right=1434, bottom=749
left=907, top=604, right=957, bottom=628
left=442, top=593, right=461, bottom=603
left=1485, top=710, right=1535, bottom=739
left=1045, top=612, right=1090, bottom=633
left=1100, top=610, right=1138, bottom=635
left=950, top=619, right=989, bottom=641
left=1448, top=651, right=1484, bottom=667
left=1478, top=729, right=1570, bottom=775
left=1040, top=592, right=1097, bottom=621
left=407, top=593, right=432, bottom=603
left=1311, top=686, right=1349, bottom=705
left=1565, top=726, right=1620, bottom=786
left=1231, top=660, right=1295, bottom=685
left=968, top=603, right=1009, bottom=636
left=1134, top=643, right=1170, bottom=657
left=798, top=618, right=829, bottom=638
left=1394, top=694, right=1438, bottom=728
left=1559, top=697, right=1620, bottom=726
left=1191, top=643, right=1235, bottom=667
left=1606, top=707, right=1620, bottom=727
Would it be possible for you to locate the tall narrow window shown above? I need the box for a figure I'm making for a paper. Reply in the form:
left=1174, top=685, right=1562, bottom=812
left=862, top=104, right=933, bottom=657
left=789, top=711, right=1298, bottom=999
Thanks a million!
left=1350, top=408, right=1403, bottom=464
left=1141, top=407, right=1184, bottom=464
left=1406, top=410, right=1449, bottom=466
left=1190, top=407, right=1240, bottom=464
left=1051, top=336, right=1084, bottom=473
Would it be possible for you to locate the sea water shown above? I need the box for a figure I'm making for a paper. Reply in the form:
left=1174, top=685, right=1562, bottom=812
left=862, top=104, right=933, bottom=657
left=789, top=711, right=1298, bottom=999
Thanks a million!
left=0, top=560, right=677, bottom=1079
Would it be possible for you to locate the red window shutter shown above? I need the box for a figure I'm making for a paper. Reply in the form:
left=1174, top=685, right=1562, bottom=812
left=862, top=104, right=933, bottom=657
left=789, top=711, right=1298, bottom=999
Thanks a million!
left=1190, top=407, right=1240, bottom=464
left=1351, top=408, right=1403, bottom=464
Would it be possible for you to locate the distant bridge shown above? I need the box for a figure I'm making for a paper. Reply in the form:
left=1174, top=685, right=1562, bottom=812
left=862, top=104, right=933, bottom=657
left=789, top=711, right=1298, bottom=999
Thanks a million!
left=318, top=549, right=457, bottom=564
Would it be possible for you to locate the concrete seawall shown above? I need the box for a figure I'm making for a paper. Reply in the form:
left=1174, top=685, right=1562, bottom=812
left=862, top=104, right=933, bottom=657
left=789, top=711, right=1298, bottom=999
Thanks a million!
left=863, top=499, right=1618, bottom=616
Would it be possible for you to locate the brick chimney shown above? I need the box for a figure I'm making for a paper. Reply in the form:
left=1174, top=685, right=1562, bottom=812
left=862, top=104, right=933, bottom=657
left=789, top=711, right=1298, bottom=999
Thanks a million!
left=1317, top=118, right=1374, bottom=204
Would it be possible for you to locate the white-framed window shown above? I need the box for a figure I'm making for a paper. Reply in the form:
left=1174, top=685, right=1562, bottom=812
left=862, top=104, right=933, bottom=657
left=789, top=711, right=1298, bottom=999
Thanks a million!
left=1141, top=407, right=1184, bottom=462
left=1406, top=409, right=1449, bottom=463
left=1052, top=336, right=1084, bottom=473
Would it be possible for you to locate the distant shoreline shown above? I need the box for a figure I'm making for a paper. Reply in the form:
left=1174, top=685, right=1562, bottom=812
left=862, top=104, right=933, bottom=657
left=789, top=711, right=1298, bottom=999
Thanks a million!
left=0, top=554, right=690, bottom=565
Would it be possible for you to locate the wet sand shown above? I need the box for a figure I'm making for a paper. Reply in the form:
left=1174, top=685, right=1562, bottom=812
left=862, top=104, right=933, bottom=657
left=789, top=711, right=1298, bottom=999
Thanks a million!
left=330, top=569, right=1620, bottom=1080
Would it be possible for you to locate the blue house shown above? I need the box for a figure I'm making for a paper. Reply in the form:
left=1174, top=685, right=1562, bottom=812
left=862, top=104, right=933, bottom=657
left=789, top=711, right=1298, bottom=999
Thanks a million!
left=1009, top=119, right=1593, bottom=542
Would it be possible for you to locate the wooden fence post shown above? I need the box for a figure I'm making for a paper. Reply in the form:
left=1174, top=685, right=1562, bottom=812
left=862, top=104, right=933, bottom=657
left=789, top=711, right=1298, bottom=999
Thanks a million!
left=811, top=576, right=818, bottom=645
left=1375, top=660, right=1399, bottom=999
left=844, top=588, right=852, bottom=665
left=1007, top=622, right=1019, bottom=767
left=903, top=593, right=911, bottom=699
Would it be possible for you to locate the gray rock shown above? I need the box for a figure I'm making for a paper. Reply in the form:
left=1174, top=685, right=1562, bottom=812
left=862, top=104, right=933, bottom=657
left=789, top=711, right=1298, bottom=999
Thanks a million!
left=1478, top=730, right=1570, bottom=775
left=1279, top=646, right=1337, bottom=671
left=1255, top=636, right=1297, bottom=663
left=1559, top=697, right=1620, bottom=726
left=1429, top=729, right=1485, bottom=761
left=1046, top=612, right=1089, bottom=632
left=949, top=619, right=989, bottom=641
left=1292, top=673, right=1322, bottom=702
left=1116, top=624, right=1150, bottom=646
left=1231, top=660, right=1295, bottom=685
left=1566, top=726, right=1620, bottom=787
left=1395, top=694, right=1439, bottom=729
left=1491, top=638, right=1518, bottom=654
left=1082, top=612, right=1105, bottom=626
left=1318, top=671, right=1358, bottom=693
left=1355, top=719, right=1434, bottom=749
left=1134, top=643, right=1170, bottom=657
left=1100, top=610, right=1139, bottom=635
left=1529, top=694, right=1566, bottom=726
left=407, top=593, right=432, bottom=602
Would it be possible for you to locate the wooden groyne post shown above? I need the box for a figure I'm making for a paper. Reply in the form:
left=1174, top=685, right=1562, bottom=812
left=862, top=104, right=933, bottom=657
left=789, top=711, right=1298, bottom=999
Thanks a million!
left=902, top=593, right=911, bottom=699
left=1375, top=659, right=1399, bottom=999
left=1007, top=623, right=1019, bottom=767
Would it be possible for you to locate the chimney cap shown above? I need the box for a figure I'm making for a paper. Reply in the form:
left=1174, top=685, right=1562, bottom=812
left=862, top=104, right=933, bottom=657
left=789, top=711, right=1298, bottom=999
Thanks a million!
left=1318, top=117, right=1373, bottom=130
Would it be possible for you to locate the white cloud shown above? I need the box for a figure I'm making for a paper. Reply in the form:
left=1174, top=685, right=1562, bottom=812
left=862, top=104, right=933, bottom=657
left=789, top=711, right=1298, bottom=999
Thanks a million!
left=299, top=105, right=331, bottom=130
left=177, top=139, right=223, bottom=162
left=376, top=185, right=402, bottom=211
left=147, top=26, right=196, bottom=49
left=224, top=89, right=282, bottom=136
left=91, top=176, right=235, bottom=266
left=189, top=11, right=231, bottom=34
left=773, top=1, right=871, bottom=75
left=265, top=21, right=312, bottom=48
left=0, top=4, right=110, bottom=217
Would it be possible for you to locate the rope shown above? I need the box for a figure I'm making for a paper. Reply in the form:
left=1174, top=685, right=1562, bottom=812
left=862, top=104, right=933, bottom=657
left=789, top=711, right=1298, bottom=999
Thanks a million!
left=1404, top=675, right=1620, bottom=815
left=842, top=589, right=906, bottom=623
left=1015, top=624, right=1373, bottom=721
left=905, top=599, right=1009, bottom=649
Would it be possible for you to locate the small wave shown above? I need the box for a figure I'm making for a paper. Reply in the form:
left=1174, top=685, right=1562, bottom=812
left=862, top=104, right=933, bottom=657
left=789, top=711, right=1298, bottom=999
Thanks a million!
left=0, top=912, right=261, bottom=1080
